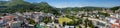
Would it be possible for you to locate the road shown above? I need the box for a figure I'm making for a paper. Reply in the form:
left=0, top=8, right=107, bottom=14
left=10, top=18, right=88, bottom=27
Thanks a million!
left=88, top=17, right=111, bottom=28
left=87, top=17, right=110, bottom=25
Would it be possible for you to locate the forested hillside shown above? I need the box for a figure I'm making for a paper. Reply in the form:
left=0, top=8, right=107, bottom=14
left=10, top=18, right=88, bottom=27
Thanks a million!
left=0, top=0, right=120, bottom=15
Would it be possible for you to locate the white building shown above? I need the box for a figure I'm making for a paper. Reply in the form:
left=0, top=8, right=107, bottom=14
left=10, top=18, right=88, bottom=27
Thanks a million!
left=10, top=21, right=21, bottom=28
left=64, top=25, right=74, bottom=28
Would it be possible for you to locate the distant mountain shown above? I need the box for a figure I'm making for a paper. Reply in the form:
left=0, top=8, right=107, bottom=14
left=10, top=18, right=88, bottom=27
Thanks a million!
left=112, top=6, right=120, bottom=8
left=0, top=0, right=120, bottom=14
left=110, top=6, right=120, bottom=11
left=0, top=1, right=8, bottom=9
left=62, top=6, right=107, bottom=12
left=0, top=1, right=8, bottom=6
left=81, top=6, right=107, bottom=8
left=5, top=0, right=30, bottom=6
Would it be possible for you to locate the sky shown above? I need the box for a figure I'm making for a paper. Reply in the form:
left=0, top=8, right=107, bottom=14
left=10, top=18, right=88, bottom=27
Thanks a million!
left=1, top=0, right=120, bottom=8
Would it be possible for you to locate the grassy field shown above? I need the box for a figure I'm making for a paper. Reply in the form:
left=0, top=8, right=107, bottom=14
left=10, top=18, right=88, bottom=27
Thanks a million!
left=58, top=17, right=73, bottom=26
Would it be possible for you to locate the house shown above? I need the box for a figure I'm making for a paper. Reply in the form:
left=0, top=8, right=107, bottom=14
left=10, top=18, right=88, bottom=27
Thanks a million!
left=9, top=21, right=22, bottom=28
left=0, top=17, right=5, bottom=28
left=99, top=15, right=105, bottom=20
left=36, top=23, right=45, bottom=28
left=2, top=15, right=14, bottom=21
left=106, top=14, right=120, bottom=28
left=63, top=25, right=74, bottom=28
left=0, top=14, right=24, bottom=28
left=115, top=8, right=120, bottom=13
left=93, top=20, right=106, bottom=28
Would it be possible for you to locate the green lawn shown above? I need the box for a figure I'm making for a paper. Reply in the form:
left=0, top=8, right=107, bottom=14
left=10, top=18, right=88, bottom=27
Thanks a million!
left=58, top=17, right=73, bottom=26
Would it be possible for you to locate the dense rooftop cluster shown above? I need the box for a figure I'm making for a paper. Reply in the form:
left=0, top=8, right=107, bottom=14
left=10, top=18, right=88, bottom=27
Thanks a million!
left=0, top=0, right=120, bottom=28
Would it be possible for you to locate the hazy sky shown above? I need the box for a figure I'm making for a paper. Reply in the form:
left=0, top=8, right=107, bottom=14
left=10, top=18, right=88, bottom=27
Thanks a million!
left=1, top=0, right=120, bottom=8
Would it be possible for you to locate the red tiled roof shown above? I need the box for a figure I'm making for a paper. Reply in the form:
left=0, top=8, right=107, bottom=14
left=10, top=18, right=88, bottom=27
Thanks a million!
left=112, top=23, right=120, bottom=28
left=2, top=15, right=14, bottom=20
left=116, top=19, right=119, bottom=23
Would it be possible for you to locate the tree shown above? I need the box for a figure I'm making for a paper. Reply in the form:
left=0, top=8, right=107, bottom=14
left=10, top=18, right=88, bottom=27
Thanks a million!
left=79, top=26, right=82, bottom=28
left=41, top=17, right=52, bottom=24
left=110, top=6, right=120, bottom=12
left=98, top=12, right=110, bottom=17
left=84, top=19, right=89, bottom=28
left=54, top=19, right=59, bottom=23
left=26, top=18, right=36, bottom=25
left=29, top=19, right=36, bottom=25
left=88, top=20, right=95, bottom=28
left=77, top=18, right=83, bottom=24
left=84, top=19, right=95, bottom=28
